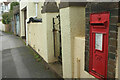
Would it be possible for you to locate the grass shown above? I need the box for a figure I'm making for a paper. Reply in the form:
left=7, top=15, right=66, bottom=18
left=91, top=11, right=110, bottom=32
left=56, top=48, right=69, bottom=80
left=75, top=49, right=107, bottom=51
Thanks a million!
left=27, top=45, right=42, bottom=62
left=19, top=37, right=26, bottom=45
left=4, top=31, right=13, bottom=35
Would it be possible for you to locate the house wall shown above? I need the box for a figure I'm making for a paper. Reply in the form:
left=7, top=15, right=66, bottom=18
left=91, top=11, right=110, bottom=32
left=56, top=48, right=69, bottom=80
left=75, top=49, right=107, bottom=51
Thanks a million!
left=20, top=1, right=27, bottom=37
left=20, top=1, right=42, bottom=37
left=27, top=2, right=42, bottom=18
left=20, top=1, right=27, bottom=10
left=60, top=6, right=86, bottom=78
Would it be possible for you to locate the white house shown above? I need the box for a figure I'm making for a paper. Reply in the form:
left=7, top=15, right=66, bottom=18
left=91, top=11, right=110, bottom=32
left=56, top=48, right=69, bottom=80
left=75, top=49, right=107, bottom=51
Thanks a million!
left=0, top=1, right=10, bottom=31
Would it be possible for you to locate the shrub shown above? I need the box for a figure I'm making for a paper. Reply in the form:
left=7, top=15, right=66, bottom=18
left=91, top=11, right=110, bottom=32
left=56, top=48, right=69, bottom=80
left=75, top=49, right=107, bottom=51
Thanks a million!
left=2, top=12, right=12, bottom=24
left=1, top=2, right=19, bottom=24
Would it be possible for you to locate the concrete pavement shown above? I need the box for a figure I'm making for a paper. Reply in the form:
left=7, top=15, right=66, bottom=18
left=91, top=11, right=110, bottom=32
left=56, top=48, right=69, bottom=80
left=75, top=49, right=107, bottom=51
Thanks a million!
left=1, top=31, right=58, bottom=78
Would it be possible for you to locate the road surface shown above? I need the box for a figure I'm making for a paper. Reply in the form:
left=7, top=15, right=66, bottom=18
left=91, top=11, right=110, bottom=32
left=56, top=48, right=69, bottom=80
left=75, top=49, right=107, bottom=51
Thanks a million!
left=1, top=31, right=58, bottom=78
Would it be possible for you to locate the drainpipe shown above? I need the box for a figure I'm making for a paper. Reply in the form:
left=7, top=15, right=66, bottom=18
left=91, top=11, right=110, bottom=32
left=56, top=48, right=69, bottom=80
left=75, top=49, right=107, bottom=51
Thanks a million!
left=33, top=2, right=38, bottom=18
left=35, top=2, right=38, bottom=17
left=26, top=2, right=38, bottom=46
left=26, top=18, right=29, bottom=46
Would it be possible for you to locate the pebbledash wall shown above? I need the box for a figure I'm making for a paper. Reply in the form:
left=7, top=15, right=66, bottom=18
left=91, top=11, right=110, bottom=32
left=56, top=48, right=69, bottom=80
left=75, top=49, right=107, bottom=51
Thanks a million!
left=85, top=2, right=119, bottom=78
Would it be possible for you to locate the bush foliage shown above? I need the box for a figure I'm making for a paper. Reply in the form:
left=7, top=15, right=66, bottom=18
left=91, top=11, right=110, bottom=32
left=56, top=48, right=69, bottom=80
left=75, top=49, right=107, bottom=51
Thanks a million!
left=10, top=2, right=19, bottom=11
left=2, top=2, right=19, bottom=24
left=2, top=12, right=12, bottom=24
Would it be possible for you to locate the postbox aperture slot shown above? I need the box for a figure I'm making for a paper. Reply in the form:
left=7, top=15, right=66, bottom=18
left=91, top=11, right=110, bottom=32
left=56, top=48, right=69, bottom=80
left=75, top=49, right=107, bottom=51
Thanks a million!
left=91, top=23, right=104, bottom=26
left=90, top=23, right=106, bottom=28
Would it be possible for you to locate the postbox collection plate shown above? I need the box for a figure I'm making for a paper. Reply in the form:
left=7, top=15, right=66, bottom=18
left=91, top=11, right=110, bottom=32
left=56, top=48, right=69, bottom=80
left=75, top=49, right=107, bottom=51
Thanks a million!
left=89, top=12, right=110, bottom=79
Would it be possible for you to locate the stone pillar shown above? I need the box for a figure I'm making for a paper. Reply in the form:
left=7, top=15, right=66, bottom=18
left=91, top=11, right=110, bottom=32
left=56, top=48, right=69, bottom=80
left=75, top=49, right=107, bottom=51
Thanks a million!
left=41, top=1, right=59, bottom=63
left=59, top=2, right=87, bottom=78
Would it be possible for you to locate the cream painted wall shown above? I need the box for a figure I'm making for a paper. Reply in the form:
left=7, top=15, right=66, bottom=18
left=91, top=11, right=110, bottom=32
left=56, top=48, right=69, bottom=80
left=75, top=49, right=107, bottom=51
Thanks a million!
left=73, top=37, right=95, bottom=78
left=20, top=1, right=27, bottom=10
left=60, top=6, right=85, bottom=78
left=20, top=10, right=25, bottom=37
left=20, top=0, right=59, bottom=63
left=27, top=12, right=59, bottom=63
left=20, top=1, right=42, bottom=37
left=27, top=2, right=42, bottom=18
left=20, top=1, right=27, bottom=37
left=60, top=7, right=72, bottom=78
left=28, top=23, right=48, bottom=62
left=45, top=13, right=59, bottom=63
left=118, top=27, right=120, bottom=80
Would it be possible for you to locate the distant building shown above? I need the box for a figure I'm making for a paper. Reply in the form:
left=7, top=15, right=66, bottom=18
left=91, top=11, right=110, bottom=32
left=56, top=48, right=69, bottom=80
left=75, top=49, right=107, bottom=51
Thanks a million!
left=1, top=2, right=10, bottom=13
left=7, top=0, right=20, bottom=2
left=0, top=0, right=19, bottom=20
left=0, top=3, right=2, bottom=20
left=0, top=1, right=10, bottom=20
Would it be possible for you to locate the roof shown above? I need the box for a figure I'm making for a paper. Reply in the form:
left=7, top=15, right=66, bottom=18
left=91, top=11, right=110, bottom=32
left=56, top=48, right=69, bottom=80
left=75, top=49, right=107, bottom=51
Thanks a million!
left=3, top=2, right=10, bottom=5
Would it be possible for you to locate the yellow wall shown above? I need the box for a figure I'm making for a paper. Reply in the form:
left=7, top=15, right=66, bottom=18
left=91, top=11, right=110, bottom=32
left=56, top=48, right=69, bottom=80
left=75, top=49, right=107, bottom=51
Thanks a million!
left=60, top=7, right=72, bottom=78
left=28, top=23, right=48, bottom=62
left=73, top=37, right=95, bottom=78
left=117, top=26, right=120, bottom=79
left=20, top=1, right=27, bottom=37
left=60, top=6, right=86, bottom=78
left=28, top=12, right=59, bottom=63
left=44, top=13, right=59, bottom=62
left=27, top=2, right=42, bottom=18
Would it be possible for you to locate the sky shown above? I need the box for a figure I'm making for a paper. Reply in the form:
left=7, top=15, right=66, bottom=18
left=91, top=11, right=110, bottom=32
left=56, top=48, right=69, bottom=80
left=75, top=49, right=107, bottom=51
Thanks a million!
left=0, top=0, right=20, bottom=2
left=0, top=0, right=7, bottom=2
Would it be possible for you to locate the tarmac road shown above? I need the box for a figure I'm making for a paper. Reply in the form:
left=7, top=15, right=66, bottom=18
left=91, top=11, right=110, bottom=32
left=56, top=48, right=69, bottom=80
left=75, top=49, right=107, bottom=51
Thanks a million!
left=1, top=31, right=57, bottom=78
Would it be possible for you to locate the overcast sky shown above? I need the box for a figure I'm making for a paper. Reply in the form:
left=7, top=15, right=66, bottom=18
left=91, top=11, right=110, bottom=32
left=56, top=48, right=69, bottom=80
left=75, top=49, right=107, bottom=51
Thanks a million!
left=0, top=0, right=7, bottom=2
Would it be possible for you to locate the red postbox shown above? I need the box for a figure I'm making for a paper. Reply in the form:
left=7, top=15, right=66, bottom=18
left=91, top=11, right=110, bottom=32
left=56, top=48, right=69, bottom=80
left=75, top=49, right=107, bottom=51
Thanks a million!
left=89, top=12, right=110, bottom=79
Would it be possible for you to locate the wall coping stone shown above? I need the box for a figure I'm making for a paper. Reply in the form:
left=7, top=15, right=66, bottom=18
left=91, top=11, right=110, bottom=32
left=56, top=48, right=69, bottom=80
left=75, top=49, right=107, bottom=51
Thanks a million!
left=41, top=1, right=59, bottom=13
left=59, top=2, right=87, bottom=9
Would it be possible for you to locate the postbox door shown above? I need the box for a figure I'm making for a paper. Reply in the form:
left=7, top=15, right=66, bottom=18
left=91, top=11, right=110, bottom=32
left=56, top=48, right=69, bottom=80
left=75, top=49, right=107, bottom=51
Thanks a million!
left=89, top=12, right=110, bottom=79
left=92, top=32, right=107, bottom=78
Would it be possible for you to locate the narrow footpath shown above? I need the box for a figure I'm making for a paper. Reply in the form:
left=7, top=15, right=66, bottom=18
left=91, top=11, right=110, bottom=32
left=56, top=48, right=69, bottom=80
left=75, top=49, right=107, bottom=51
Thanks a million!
left=1, top=31, right=58, bottom=78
